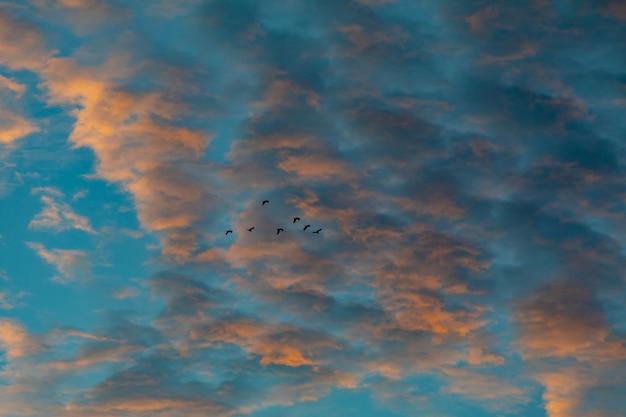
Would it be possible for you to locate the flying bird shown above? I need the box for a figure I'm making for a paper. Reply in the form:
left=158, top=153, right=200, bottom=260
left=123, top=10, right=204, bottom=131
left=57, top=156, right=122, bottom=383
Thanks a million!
left=247, top=227, right=255, bottom=232
left=262, top=200, right=269, bottom=205
left=293, top=217, right=300, bottom=223
left=277, top=228, right=284, bottom=235
left=225, top=230, right=233, bottom=235
left=303, top=224, right=311, bottom=231
left=313, top=229, right=322, bottom=234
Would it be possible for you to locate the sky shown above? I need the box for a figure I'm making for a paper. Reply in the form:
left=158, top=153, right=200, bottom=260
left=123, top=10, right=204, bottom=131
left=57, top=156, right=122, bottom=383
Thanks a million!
left=1, top=0, right=626, bottom=416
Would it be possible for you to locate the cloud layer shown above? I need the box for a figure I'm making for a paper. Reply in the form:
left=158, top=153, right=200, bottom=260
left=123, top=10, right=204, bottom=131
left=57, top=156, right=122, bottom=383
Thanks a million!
left=1, top=1, right=626, bottom=416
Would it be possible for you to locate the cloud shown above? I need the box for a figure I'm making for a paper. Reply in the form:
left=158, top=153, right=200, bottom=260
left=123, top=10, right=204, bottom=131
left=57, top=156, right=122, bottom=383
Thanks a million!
left=112, top=286, right=140, bottom=300
left=2, top=1, right=626, bottom=416
left=481, top=43, right=538, bottom=64
left=0, top=73, right=26, bottom=96
left=277, top=153, right=352, bottom=181
left=0, top=105, right=38, bottom=144
left=26, top=242, right=92, bottom=283
left=0, top=9, right=51, bottom=71
left=0, top=292, right=12, bottom=309
left=44, top=343, right=137, bottom=372
left=54, top=0, right=99, bottom=7
left=146, top=0, right=205, bottom=18
left=535, top=367, right=589, bottom=417
left=71, top=189, right=88, bottom=201
left=28, top=0, right=130, bottom=35
left=29, top=187, right=96, bottom=234
left=515, top=280, right=626, bottom=361
left=606, top=2, right=626, bottom=20
left=0, top=290, right=26, bottom=310
left=0, top=318, right=40, bottom=360
left=36, top=54, right=220, bottom=261
left=513, top=278, right=626, bottom=417
left=442, top=367, right=527, bottom=406
left=336, top=23, right=407, bottom=54
left=465, top=6, right=498, bottom=32
left=190, top=317, right=342, bottom=368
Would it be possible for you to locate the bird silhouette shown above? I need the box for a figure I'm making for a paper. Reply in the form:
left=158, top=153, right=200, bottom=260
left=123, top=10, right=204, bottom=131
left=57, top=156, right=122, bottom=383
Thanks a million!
left=303, top=224, right=311, bottom=231
left=313, top=229, right=322, bottom=234
left=277, top=228, right=284, bottom=235
left=247, top=227, right=255, bottom=232
left=225, top=230, right=233, bottom=235
left=262, top=200, right=269, bottom=205
left=293, top=217, right=300, bottom=223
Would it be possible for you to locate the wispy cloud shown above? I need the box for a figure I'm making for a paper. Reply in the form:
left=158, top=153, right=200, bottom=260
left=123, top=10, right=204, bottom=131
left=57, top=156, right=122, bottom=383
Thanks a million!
left=112, top=286, right=140, bottom=300
left=0, top=105, right=38, bottom=144
left=26, top=242, right=92, bottom=283
left=29, top=187, right=96, bottom=234
left=0, top=318, right=40, bottom=360
left=0, top=73, right=26, bottom=96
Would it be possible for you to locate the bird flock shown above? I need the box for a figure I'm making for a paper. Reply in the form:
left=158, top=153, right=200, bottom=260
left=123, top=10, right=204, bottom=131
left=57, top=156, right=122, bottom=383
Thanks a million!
left=225, top=200, right=322, bottom=236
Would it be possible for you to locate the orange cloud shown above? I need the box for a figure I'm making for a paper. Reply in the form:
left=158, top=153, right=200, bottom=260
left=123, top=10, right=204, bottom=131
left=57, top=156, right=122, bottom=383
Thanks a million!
left=336, top=24, right=407, bottom=53
left=606, top=2, right=626, bottom=20
left=56, top=0, right=95, bottom=7
left=65, top=398, right=229, bottom=417
left=515, top=281, right=626, bottom=362
left=0, top=73, right=26, bottom=96
left=515, top=280, right=626, bottom=416
left=535, top=367, right=590, bottom=417
left=0, top=318, right=39, bottom=360
left=35, top=56, right=215, bottom=261
left=277, top=153, right=352, bottom=181
left=482, top=44, right=538, bottom=64
left=384, top=291, right=486, bottom=336
left=0, top=10, right=51, bottom=71
left=0, top=384, right=40, bottom=417
left=190, top=318, right=340, bottom=368
left=465, top=6, right=498, bottom=32
left=45, top=344, right=137, bottom=372
left=0, top=106, right=38, bottom=144
left=30, top=0, right=131, bottom=35
left=466, top=344, right=505, bottom=366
